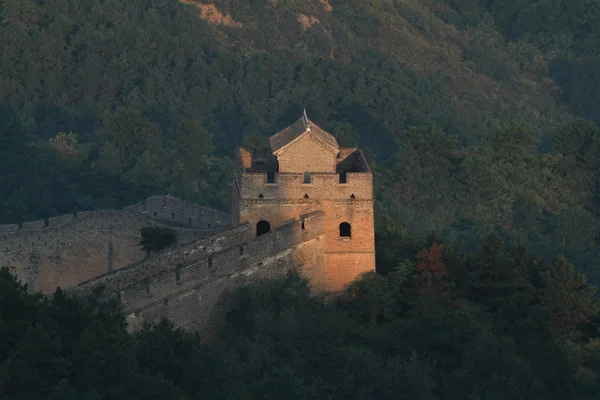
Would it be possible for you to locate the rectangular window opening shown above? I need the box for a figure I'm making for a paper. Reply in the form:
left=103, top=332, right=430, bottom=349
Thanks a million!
left=339, top=171, right=347, bottom=184
left=266, top=172, right=275, bottom=184
left=303, top=172, right=311, bottom=184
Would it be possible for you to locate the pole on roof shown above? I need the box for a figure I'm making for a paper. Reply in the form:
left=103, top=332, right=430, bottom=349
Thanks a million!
left=302, top=108, right=309, bottom=129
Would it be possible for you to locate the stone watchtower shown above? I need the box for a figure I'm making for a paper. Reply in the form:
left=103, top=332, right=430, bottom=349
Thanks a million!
left=232, top=111, right=376, bottom=291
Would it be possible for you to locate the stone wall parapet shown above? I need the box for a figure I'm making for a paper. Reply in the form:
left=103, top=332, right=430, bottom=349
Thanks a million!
left=68, top=210, right=325, bottom=310
left=0, top=196, right=231, bottom=253
left=240, top=172, right=373, bottom=200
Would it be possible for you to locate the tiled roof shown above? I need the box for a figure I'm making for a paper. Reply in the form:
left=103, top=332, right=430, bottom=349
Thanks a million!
left=269, top=116, right=307, bottom=152
left=269, top=112, right=339, bottom=153
left=309, top=122, right=340, bottom=151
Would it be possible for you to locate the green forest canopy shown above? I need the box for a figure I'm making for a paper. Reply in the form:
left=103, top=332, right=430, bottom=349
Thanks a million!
left=1, top=0, right=600, bottom=283
left=2, top=231, right=600, bottom=399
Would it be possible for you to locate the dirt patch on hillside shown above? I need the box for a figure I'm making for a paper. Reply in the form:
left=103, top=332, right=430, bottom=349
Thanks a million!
left=180, top=1, right=242, bottom=27
left=319, top=0, right=333, bottom=12
left=296, top=13, right=320, bottom=31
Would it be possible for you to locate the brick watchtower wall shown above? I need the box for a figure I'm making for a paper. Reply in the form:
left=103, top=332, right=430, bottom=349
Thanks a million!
left=233, top=114, right=376, bottom=292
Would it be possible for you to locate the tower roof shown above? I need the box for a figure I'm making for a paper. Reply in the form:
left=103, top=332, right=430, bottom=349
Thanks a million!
left=269, top=111, right=339, bottom=154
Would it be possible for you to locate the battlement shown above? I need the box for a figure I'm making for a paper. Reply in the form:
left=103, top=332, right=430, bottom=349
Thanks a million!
left=0, top=196, right=229, bottom=251
left=0, top=195, right=228, bottom=234
left=237, top=171, right=373, bottom=201
left=233, top=147, right=372, bottom=202
left=68, top=211, right=326, bottom=336
left=235, top=147, right=370, bottom=175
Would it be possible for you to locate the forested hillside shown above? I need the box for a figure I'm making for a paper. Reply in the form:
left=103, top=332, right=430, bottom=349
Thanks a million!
left=1, top=0, right=600, bottom=281
left=2, top=232, right=600, bottom=399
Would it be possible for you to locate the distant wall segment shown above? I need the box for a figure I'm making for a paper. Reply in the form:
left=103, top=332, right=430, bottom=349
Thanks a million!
left=125, top=195, right=229, bottom=229
left=0, top=196, right=231, bottom=293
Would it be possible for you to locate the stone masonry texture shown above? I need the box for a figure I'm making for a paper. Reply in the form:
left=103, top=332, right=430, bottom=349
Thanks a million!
left=0, top=195, right=230, bottom=293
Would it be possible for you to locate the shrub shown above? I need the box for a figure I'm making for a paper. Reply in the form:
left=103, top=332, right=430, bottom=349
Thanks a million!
left=139, top=227, right=177, bottom=252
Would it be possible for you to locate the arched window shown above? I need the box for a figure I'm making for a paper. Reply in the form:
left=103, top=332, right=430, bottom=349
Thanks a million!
left=339, top=222, right=351, bottom=238
left=256, top=220, right=271, bottom=237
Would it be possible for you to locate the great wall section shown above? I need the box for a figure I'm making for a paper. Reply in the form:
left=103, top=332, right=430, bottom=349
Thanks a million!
left=0, top=195, right=230, bottom=293
left=0, top=194, right=327, bottom=338
left=1, top=113, right=376, bottom=337
left=68, top=211, right=325, bottom=339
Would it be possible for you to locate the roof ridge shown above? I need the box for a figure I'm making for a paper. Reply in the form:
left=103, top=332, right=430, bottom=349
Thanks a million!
left=269, top=112, right=339, bottom=153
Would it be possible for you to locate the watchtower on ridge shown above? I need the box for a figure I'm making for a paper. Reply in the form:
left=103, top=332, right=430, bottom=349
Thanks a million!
left=231, top=111, right=376, bottom=291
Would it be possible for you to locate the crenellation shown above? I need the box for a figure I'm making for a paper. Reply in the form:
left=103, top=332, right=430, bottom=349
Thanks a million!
left=240, top=172, right=373, bottom=201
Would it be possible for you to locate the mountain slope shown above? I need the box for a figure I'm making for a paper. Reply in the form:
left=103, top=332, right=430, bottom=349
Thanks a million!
left=1, top=0, right=599, bottom=282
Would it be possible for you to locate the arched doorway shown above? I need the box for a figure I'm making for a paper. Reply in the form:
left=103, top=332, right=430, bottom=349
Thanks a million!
left=256, top=220, right=271, bottom=237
